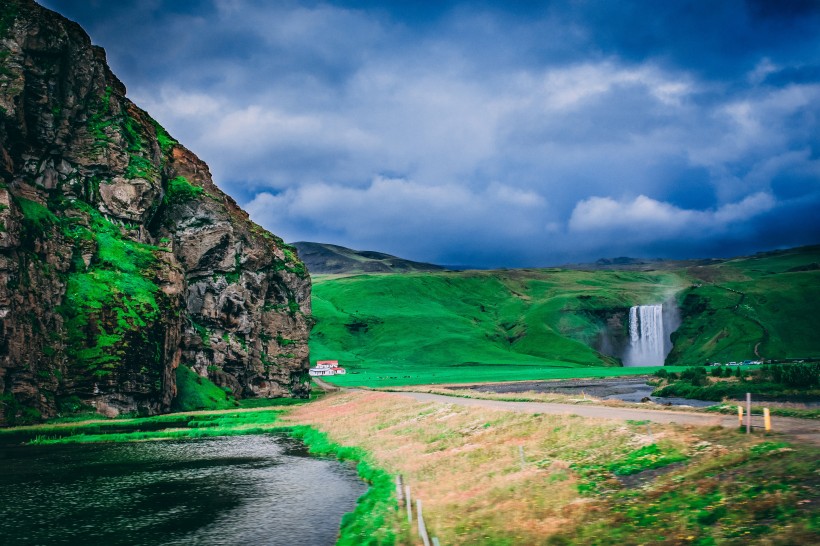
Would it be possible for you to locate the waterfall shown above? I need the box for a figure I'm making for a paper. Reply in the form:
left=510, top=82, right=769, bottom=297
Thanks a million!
left=625, top=304, right=665, bottom=366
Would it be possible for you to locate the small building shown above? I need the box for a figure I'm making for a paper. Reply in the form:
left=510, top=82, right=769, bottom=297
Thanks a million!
left=309, top=360, right=347, bottom=376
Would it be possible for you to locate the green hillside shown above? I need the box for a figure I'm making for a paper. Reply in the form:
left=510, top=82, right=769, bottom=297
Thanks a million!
left=667, top=245, right=820, bottom=364
left=310, top=268, right=685, bottom=382
left=308, top=245, right=820, bottom=386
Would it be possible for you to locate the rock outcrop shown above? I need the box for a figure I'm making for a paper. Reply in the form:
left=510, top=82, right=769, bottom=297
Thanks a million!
left=0, top=0, right=311, bottom=424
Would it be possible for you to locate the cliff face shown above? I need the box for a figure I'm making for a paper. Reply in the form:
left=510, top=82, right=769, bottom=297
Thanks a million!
left=0, top=0, right=311, bottom=424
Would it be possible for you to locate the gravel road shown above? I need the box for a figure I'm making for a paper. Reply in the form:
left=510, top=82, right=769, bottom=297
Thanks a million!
left=390, top=390, right=820, bottom=446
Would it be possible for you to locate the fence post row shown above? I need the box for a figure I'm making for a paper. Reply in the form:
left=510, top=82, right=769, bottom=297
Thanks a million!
left=417, top=499, right=431, bottom=546
left=399, top=480, right=439, bottom=545
left=405, top=485, right=412, bottom=523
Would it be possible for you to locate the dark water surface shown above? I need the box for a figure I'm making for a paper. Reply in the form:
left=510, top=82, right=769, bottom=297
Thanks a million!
left=0, top=434, right=367, bottom=546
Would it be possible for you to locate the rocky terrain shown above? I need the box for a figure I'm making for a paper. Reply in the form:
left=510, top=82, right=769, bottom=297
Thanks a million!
left=0, top=0, right=311, bottom=424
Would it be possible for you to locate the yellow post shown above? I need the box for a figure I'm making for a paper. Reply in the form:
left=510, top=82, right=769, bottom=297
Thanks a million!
left=737, top=405, right=743, bottom=426
left=764, top=408, right=771, bottom=432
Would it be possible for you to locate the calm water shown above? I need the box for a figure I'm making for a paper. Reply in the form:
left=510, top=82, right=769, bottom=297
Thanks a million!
left=0, top=434, right=368, bottom=546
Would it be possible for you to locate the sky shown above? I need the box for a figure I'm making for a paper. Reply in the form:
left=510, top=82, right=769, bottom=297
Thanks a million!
left=41, top=0, right=820, bottom=267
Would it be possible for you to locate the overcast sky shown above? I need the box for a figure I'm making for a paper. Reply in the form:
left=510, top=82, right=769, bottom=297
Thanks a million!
left=42, top=0, right=820, bottom=267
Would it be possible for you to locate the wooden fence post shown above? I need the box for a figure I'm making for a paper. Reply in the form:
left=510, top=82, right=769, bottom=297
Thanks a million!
left=396, top=475, right=404, bottom=507
left=746, top=393, right=752, bottom=434
left=417, top=499, right=431, bottom=546
left=764, top=408, right=771, bottom=432
left=405, top=485, right=412, bottom=523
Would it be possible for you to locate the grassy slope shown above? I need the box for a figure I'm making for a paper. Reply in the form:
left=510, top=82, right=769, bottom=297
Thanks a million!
left=668, top=246, right=820, bottom=364
left=170, top=365, right=238, bottom=412
left=288, top=390, right=820, bottom=545
left=311, top=268, right=684, bottom=385
left=311, top=246, right=820, bottom=387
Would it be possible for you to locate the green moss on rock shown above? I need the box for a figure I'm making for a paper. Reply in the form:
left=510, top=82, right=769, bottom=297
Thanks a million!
left=171, top=365, right=238, bottom=412
left=163, top=175, right=203, bottom=206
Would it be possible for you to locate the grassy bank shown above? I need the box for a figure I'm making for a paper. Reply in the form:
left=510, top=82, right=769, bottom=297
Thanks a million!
left=285, top=390, right=819, bottom=545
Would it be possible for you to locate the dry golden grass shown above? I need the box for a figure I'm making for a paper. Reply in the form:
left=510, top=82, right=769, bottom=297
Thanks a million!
left=284, top=390, right=684, bottom=544
left=284, top=390, right=819, bottom=545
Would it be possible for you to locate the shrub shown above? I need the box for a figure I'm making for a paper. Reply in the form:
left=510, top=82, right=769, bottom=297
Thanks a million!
left=681, top=367, right=707, bottom=386
left=762, top=362, right=820, bottom=388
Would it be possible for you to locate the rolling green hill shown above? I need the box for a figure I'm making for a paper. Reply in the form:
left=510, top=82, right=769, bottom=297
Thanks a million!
left=310, top=268, right=685, bottom=383
left=667, top=245, right=820, bottom=365
left=292, top=241, right=446, bottom=274
left=308, top=245, right=820, bottom=386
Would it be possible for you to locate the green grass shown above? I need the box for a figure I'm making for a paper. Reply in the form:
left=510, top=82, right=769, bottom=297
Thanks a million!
left=171, top=365, right=238, bottom=411
left=162, top=175, right=203, bottom=206
left=326, top=364, right=690, bottom=388
left=58, top=201, right=168, bottom=381
left=289, top=426, right=399, bottom=545
left=554, top=434, right=820, bottom=545
left=668, top=246, right=820, bottom=364
left=311, top=269, right=684, bottom=378
left=607, top=443, right=688, bottom=476
left=310, top=247, right=820, bottom=388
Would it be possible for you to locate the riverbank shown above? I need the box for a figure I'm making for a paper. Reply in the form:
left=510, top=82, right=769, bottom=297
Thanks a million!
left=0, top=404, right=406, bottom=545
left=285, top=389, right=819, bottom=544
left=3, top=392, right=818, bottom=544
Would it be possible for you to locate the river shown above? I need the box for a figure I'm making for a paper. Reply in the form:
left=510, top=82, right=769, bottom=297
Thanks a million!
left=0, top=434, right=367, bottom=546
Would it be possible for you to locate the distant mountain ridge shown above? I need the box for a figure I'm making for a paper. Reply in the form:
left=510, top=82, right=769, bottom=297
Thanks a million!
left=292, top=242, right=446, bottom=274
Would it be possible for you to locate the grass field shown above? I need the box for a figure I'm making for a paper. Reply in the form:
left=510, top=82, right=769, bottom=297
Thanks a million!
left=287, top=390, right=820, bottom=545
left=324, top=364, right=690, bottom=388
left=309, top=246, right=820, bottom=387
left=8, top=391, right=817, bottom=544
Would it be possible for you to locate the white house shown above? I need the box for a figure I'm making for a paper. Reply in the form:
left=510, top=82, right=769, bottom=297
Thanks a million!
left=309, top=360, right=347, bottom=376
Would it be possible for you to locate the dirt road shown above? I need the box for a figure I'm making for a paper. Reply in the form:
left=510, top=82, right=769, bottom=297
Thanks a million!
left=312, top=377, right=818, bottom=445
left=389, top=390, right=820, bottom=446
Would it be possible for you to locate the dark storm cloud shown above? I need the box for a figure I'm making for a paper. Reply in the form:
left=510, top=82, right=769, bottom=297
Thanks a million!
left=39, top=0, right=820, bottom=267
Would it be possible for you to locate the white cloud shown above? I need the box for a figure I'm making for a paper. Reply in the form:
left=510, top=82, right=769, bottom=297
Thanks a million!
left=569, top=193, right=776, bottom=238
left=115, top=2, right=820, bottom=265
left=539, top=62, right=694, bottom=111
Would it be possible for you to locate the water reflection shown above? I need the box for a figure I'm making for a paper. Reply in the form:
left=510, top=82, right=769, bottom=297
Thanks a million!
left=0, top=435, right=367, bottom=546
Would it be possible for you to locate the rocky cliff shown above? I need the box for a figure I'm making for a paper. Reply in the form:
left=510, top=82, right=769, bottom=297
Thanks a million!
left=0, top=0, right=311, bottom=424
